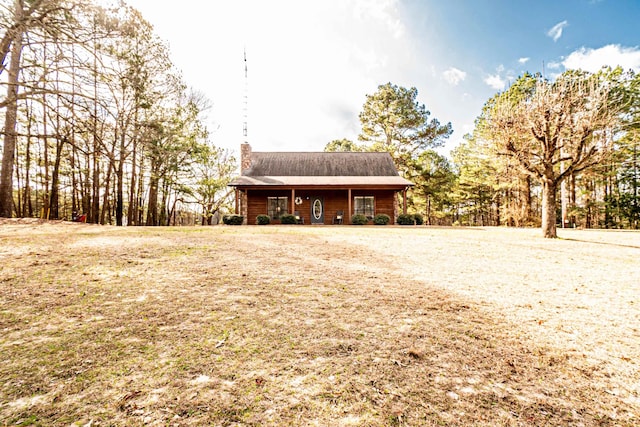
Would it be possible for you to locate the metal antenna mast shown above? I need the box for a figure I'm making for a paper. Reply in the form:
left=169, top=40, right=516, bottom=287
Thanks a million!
left=243, top=48, right=248, bottom=142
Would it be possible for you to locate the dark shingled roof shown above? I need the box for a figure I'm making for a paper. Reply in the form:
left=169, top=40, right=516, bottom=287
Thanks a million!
left=229, top=151, right=414, bottom=188
left=243, top=152, right=400, bottom=177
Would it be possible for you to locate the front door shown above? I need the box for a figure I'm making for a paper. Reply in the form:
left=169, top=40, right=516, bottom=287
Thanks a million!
left=310, top=196, right=324, bottom=224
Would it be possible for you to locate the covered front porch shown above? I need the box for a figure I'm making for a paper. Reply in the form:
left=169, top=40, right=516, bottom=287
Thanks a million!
left=234, top=186, right=409, bottom=225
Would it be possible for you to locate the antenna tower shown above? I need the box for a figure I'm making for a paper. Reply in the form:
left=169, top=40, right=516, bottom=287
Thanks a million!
left=243, top=48, right=248, bottom=143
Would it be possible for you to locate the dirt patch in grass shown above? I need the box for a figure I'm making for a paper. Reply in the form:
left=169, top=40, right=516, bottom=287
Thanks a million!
left=1, top=221, right=639, bottom=426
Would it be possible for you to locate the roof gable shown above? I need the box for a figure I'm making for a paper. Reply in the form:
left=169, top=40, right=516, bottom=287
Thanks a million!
left=243, top=152, right=400, bottom=177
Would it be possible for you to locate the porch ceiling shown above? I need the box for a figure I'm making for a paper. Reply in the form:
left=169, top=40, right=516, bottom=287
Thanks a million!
left=229, top=175, right=414, bottom=189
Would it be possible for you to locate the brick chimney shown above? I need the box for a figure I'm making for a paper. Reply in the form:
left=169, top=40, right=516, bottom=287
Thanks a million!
left=240, top=143, right=252, bottom=173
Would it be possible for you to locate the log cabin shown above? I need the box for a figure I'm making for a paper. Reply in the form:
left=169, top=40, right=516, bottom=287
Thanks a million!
left=228, top=144, right=414, bottom=224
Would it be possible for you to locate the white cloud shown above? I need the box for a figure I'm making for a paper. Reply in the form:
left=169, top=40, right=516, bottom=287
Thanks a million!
left=518, top=57, right=530, bottom=64
left=484, top=74, right=506, bottom=90
left=547, top=20, right=568, bottom=42
left=353, top=0, right=405, bottom=39
left=483, top=65, right=508, bottom=90
left=562, top=44, right=640, bottom=72
left=443, top=67, right=467, bottom=85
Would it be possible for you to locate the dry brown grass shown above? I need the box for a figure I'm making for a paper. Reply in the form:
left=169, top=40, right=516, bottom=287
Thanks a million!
left=0, top=220, right=638, bottom=426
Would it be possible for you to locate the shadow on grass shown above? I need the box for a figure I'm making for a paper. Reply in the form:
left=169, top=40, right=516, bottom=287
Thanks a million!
left=0, top=226, right=636, bottom=426
left=559, top=237, right=640, bottom=250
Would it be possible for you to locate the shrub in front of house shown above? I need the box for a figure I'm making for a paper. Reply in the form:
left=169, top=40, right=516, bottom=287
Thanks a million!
left=351, top=214, right=368, bottom=225
left=280, top=214, right=297, bottom=224
left=256, top=215, right=270, bottom=225
left=223, top=214, right=244, bottom=225
left=414, top=213, right=424, bottom=225
left=397, top=213, right=415, bottom=225
left=373, top=213, right=390, bottom=225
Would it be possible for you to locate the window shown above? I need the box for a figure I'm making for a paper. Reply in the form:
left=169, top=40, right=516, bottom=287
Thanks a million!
left=268, top=197, right=288, bottom=219
left=354, top=196, right=374, bottom=219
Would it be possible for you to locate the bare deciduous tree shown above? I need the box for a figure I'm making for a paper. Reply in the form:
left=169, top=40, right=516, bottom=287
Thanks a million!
left=485, top=71, right=624, bottom=237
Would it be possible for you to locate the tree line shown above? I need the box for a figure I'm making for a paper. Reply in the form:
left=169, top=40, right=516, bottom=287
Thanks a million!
left=0, top=0, right=236, bottom=225
left=2, top=2, right=638, bottom=235
left=328, top=72, right=639, bottom=237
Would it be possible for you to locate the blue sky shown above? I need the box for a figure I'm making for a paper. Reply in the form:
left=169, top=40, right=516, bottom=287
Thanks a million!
left=124, top=0, right=640, bottom=156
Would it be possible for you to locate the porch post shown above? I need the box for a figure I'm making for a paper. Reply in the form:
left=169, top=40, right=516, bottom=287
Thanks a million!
left=235, top=189, right=239, bottom=214
left=403, top=188, right=408, bottom=214
left=291, top=189, right=295, bottom=214
left=347, top=188, right=352, bottom=224
left=245, top=189, right=249, bottom=218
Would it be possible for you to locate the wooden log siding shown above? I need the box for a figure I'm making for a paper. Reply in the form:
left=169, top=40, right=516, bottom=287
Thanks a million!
left=246, top=190, right=289, bottom=223
left=229, top=146, right=414, bottom=224
left=245, top=189, right=397, bottom=225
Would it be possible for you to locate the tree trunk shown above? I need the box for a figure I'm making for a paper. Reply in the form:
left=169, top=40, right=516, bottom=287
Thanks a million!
left=14, top=146, right=22, bottom=216
left=89, top=20, right=99, bottom=223
left=23, top=139, right=32, bottom=217
left=146, top=155, right=160, bottom=226
left=136, top=150, right=145, bottom=225
left=495, top=191, right=501, bottom=226
left=91, top=150, right=100, bottom=223
left=632, top=142, right=639, bottom=229
left=569, top=172, right=576, bottom=228
left=585, top=178, right=594, bottom=229
left=100, top=161, right=113, bottom=225
left=127, top=138, right=137, bottom=225
left=560, top=177, right=567, bottom=229
left=23, top=102, right=33, bottom=217
left=70, top=140, right=78, bottom=215
left=160, top=179, right=169, bottom=226
left=49, top=44, right=63, bottom=220
left=0, top=2, right=24, bottom=217
left=127, top=108, right=139, bottom=225
left=116, top=151, right=124, bottom=226
left=541, top=178, right=558, bottom=238
left=522, top=175, right=532, bottom=225
left=604, top=171, right=613, bottom=228
left=49, top=138, right=64, bottom=219
left=42, top=110, right=50, bottom=220
left=146, top=174, right=159, bottom=226
left=115, top=115, right=128, bottom=226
